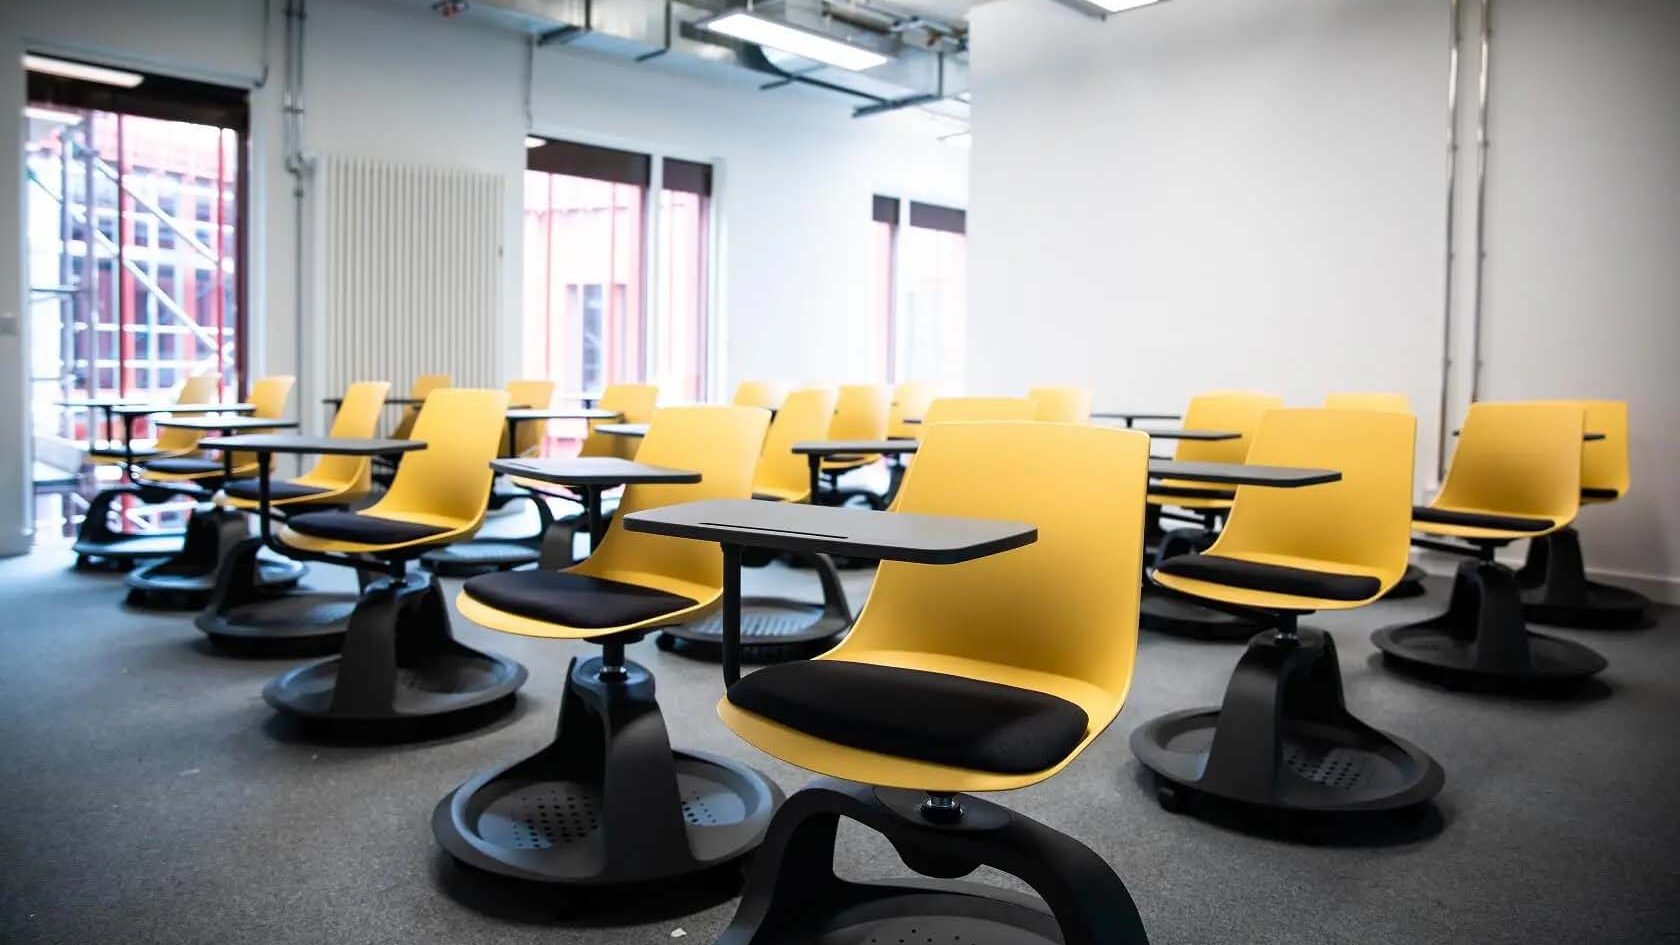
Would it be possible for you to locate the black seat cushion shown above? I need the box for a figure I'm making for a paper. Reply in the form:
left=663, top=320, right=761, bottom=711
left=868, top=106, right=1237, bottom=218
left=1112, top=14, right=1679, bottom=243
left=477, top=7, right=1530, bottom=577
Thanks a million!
left=143, top=457, right=225, bottom=476
left=1412, top=506, right=1554, bottom=533
left=463, top=570, right=697, bottom=629
left=1156, top=554, right=1381, bottom=601
left=285, top=510, right=451, bottom=546
left=727, top=660, right=1089, bottom=775
left=223, top=478, right=334, bottom=503
left=1581, top=487, right=1620, bottom=501
left=1147, top=483, right=1236, bottom=501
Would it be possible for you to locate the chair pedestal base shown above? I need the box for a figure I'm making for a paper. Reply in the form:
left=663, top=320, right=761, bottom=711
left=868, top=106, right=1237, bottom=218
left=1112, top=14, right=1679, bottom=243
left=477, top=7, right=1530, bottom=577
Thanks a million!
left=1132, top=627, right=1443, bottom=816
left=71, top=484, right=189, bottom=570
left=125, top=505, right=303, bottom=609
left=1372, top=558, right=1608, bottom=687
left=434, top=655, right=780, bottom=885
left=263, top=574, right=526, bottom=734
left=1517, top=526, right=1651, bottom=629
left=196, top=538, right=358, bottom=656
left=1383, top=563, right=1428, bottom=600
left=659, top=552, right=853, bottom=661
left=715, top=778, right=1148, bottom=945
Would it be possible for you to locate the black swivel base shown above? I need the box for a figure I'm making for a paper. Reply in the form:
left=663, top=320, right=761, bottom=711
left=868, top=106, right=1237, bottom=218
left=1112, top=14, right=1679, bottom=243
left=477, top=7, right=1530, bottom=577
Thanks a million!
left=124, top=505, right=303, bottom=609
left=196, top=537, right=359, bottom=656
left=1518, top=526, right=1651, bottom=629
left=434, top=654, right=780, bottom=885
left=658, top=552, right=852, bottom=661
left=1383, top=563, right=1428, bottom=600
left=713, top=779, right=1149, bottom=945
left=1373, top=557, right=1609, bottom=687
left=263, top=573, right=526, bottom=735
left=71, top=484, right=188, bottom=570
left=1132, top=626, right=1443, bottom=817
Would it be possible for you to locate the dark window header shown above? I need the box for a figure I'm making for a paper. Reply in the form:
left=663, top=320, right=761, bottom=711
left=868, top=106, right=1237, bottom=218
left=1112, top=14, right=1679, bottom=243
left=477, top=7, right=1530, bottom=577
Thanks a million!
left=662, top=157, right=713, bottom=196
left=527, top=137, right=651, bottom=187
left=872, top=194, right=899, bottom=224
left=26, top=57, right=248, bottom=132
left=909, top=201, right=966, bottom=235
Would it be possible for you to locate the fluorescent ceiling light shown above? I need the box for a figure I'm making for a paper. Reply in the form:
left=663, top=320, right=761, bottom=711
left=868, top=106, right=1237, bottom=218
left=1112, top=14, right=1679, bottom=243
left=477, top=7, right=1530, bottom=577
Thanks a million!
left=525, top=136, right=546, bottom=148
left=23, top=54, right=144, bottom=88
left=1088, top=0, right=1166, bottom=12
left=703, top=12, right=890, bottom=72
left=25, top=106, right=84, bottom=125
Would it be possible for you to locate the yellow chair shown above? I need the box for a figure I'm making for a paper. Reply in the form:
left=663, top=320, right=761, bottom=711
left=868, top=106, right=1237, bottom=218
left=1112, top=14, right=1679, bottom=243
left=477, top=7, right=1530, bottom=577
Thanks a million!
left=1133, top=407, right=1444, bottom=818
left=435, top=406, right=779, bottom=886
left=1141, top=391, right=1285, bottom=639
left=1373, top=401, right=1608, bottom=685
left=1324, top=392, right=1426, bottom=598
left=732, top=380, right=789, bottom=411
left=817, top=383, right=892, bottom=508
left=656, top=390, right=854, bottom=659
left=390, top=373, right=451, bottom=440
left=882, top=396, right=1039, bottom=512
left=86, top=374, right=220, bottom=465
left=580, top=383, right=659, bottom=460
left=712, top=422, right=1152, bottom=944
left=1029, top=385, right=1093, bottom=423
left=1516, top=400, right=1650, bottom=627
left=188, top=381, right=396, bottom=649
left=502, top=378, right=558, bottom=458
left=258, top=388, right=527, bottom=731
left=221, top=381, right=392, bottom=511
left=139, top=375, right=297, bottom=483
left=887, top=382, right=934, bottom=439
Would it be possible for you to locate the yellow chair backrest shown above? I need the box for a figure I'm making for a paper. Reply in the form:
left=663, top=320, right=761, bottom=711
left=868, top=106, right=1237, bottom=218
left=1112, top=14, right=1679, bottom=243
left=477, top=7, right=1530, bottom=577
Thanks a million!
left=1324, top=392, right=1411, bottom=414
left=222, top=375, right=297, bottom=469
left=732, top=381, right=789, bottom=412
left=573, top=406, right=771, bottom=598
left=922, top=397, right=1038, bottom=425
left=390, top=373, right=451, bottom=440
left=1521, top=399, right=1628, bottom=500
left=302, top=381, right=392, bottom=491
left=837, top=422, right=1149, bottom=723
left=888, top=383, right=935, bottom=439
left=1028, top=386, right=1093, bottom=423
left=151, top=374, right=221, bottom=453
left=828, top=384, right=892, bottom=440
left=1172, top=392, right=1285, bottom=463
left=754, top=388, right=840, bottom=500
left=580, top=383, right=659, bottom=459
left=364, top=388, right=510, bottom=528
left=504, top=378, right=557, bottom=457
left=1434, top=401, right=1584, bottom=525
left=1209, top=408, right=1415, bottom=587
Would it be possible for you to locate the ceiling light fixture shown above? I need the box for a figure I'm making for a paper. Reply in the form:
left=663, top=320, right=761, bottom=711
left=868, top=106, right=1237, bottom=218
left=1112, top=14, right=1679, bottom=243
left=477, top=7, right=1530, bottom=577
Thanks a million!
left=23, top=54, right=144, bottom=88
left=525, top=136, right=546, bottom=148
left=25, top=106, right=84, bottom=125
left=702, top=11, right=890, bottom=72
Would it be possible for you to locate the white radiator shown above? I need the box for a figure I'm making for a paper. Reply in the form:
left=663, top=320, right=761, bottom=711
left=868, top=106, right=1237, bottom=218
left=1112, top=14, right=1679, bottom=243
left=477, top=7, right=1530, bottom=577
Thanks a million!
left=319, top=155, right=504, bottom=407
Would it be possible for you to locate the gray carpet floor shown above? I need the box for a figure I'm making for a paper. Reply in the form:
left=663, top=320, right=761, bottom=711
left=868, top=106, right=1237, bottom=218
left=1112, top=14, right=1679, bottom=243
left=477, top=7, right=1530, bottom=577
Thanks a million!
left=2, top=538, right=1678, bottom=944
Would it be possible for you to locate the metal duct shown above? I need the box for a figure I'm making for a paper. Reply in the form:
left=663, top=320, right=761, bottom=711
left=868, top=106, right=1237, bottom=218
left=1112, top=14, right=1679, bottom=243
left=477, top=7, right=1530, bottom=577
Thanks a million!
left=460, top=0, right=968, bottom=121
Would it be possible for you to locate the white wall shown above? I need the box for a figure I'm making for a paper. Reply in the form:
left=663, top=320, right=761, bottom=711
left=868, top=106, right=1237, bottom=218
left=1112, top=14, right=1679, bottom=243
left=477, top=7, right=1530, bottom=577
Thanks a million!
left=0, top=0, right=969, bottom=552
left=966, top=0, right=1679, bottom=599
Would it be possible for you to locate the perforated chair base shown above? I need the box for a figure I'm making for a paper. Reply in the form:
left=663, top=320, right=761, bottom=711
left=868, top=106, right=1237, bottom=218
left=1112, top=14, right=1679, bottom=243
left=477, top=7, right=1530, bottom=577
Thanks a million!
left=1138, top=587, right=1273, bottom=641
left=434, top=656, right=780, bottom=886
left=1131, top=627, right=1443, bottom=818
left=419, top=539, right=541, bottom=577
left=193, top=536, right=353, bottom=656
left=1372, top=557, right=1608, bottom=687
left=263, top=575, right=526, bottom=736
left=656, top=599, right=851, bottom=661
left=712, top=780, right=1149, bottom=945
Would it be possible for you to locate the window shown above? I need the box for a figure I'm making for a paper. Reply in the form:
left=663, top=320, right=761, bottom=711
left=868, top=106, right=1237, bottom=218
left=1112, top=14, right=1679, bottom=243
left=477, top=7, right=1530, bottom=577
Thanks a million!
left=871, top=197, right=967, bottom=390
left=523, top=138, right=715, bottom=404
left=654, top=158, right=712, bottom=401
left=25, top=59, right=248, bottom=538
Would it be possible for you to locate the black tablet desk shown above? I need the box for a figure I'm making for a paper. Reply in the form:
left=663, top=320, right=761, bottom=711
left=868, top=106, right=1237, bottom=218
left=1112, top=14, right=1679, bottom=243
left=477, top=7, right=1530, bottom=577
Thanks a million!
left=492, top=457, right=700, bottom=548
